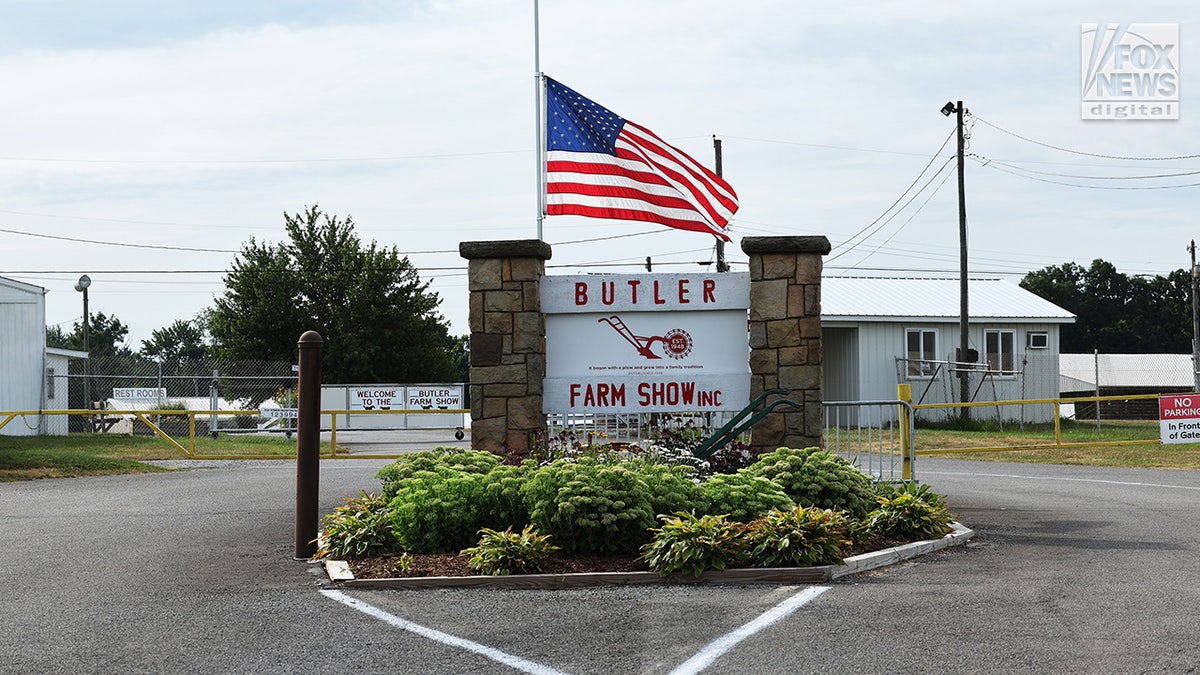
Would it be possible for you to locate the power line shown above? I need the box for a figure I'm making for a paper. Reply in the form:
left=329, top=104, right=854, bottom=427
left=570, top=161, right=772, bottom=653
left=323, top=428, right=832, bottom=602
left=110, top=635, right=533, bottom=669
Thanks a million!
left=971, top=113, right=1200, bottom=161
left=827, top=154, right=956, bottom=263
left=720, top=135, right=948, bottom=159
left=0, top=148, right=528, bottom=166
left=0, top=227, right=238, bottom=253
left=979, top=159, right=1200, bottom=190
left=845, top=160, right=957, bottom=268
left=978, top=157, right=1200, bottom=181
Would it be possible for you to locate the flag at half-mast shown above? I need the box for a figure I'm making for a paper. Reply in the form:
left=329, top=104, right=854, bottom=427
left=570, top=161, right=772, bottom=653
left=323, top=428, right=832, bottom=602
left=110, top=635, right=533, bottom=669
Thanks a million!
left=544, top=77, right=738, bottom=241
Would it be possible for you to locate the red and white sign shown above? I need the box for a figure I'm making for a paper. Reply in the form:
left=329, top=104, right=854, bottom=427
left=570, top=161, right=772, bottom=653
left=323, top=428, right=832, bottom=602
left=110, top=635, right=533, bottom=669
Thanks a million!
left=542, top=273, right=750, bottom=414
left=541, top=272, right=749, bottom=313
left=1159, top=394, right=1200, bottom=444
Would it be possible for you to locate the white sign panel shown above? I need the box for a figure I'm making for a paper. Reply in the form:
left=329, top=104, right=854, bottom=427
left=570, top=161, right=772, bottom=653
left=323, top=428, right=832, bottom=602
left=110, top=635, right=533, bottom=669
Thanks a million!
left=405, top=385, right=464, bottom=410
left=544, top=374, right=750, bottom=414
left=112, top=387, right=167, bottom=400
left=543, top=273, right=750, bottom=414
left=1159, top=395, right=1200, bottom=444
left=1082, top=23, right=1179, bottom=120
left=350, top=387, right=401, bottom=411
left=546, top=310, right=748, bottom=376
left=541, top=272, right=749, bottom=313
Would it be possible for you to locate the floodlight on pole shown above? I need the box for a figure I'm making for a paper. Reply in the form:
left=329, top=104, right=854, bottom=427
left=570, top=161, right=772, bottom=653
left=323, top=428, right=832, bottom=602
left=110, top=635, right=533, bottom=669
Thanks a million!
left=73, top=275, right=91, bottom=355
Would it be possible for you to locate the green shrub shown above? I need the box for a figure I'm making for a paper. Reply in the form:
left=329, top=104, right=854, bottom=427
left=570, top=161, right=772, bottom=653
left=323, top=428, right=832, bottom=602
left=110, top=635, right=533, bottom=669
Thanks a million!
left=479, top=462, right=534, bottom=529
left=742, top=506, right=851, bottom=568
left=748, top=447, right=876, bottom=519
left=699, top=472, right=795, bottom=522
left=376, top=448, right=499, bottom=500
left=314, top=492, right=398, bottom=559
left=873, top=480, right=948, bottom=510
left=461, top=525, right=560, bottom=576
left=521, top=458, right=655, bottom=555
left=867, top=492, right=953, bottom=542
left=624, top=460, right=705, bottom=518
left=387, top=468, right=494, bottom=553
left=641, top=512, right=746, bottom=577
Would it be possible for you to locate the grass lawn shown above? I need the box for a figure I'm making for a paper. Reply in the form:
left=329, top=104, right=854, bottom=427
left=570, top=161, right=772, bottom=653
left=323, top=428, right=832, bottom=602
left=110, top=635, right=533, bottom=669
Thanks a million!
left=0, top=433, right=306, bottom=482
left=5, top=418, right=1198, bottom=481
left=914, top=419, right=1200, bottom=470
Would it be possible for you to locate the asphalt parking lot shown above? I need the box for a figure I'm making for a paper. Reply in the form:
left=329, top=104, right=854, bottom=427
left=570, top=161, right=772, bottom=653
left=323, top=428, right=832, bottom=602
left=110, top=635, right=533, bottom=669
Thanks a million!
left=3, top=456, right=1198, bottom=673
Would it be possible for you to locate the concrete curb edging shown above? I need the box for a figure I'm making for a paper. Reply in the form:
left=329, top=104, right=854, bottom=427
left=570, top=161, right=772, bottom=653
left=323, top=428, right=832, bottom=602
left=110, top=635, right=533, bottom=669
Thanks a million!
left=325, top=522, right=974, bottom=590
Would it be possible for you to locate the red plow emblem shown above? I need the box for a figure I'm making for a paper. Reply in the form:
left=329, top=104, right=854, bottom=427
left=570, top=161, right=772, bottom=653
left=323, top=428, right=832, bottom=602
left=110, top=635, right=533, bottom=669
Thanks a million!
left=598, top=315, right=693, bottom=360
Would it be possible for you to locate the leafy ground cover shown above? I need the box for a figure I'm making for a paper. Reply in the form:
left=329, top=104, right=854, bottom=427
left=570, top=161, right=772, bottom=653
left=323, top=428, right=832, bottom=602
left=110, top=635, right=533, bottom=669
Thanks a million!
left=346, top=532, right=909, bottom=580
left=323, top=444, right=948, bottom=580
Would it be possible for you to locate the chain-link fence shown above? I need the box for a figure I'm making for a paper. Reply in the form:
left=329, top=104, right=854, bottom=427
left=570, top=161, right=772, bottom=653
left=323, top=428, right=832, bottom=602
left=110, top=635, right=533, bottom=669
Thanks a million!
left=65, top=355, right=297, bottom=436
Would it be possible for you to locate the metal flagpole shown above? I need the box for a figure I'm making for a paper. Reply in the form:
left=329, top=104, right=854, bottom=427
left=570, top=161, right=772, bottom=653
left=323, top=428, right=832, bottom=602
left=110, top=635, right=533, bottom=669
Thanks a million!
left=534, top=0, right=545, bottom=240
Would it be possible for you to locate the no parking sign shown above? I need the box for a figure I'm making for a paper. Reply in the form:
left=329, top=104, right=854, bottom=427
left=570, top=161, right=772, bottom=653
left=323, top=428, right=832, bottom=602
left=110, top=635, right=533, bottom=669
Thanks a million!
left=1158, top=395, right=1200, bottom=444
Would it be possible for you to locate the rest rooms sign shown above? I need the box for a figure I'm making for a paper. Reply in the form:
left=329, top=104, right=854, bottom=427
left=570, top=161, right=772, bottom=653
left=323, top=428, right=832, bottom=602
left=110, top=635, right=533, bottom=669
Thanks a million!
left=1159, top=394, right=1200, bottom=444
left=113, top=388, right=167, bottom=400
left=542, top=272, right=750, bottom=414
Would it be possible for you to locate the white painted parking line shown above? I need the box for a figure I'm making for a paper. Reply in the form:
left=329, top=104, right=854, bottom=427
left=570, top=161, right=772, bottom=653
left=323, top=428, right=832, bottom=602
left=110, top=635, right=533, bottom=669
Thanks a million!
left=667, top=585, right=831, bottom=675
left=320, top=589, right=570, bottom=675
left=923, top=470, right=1200, bottom=491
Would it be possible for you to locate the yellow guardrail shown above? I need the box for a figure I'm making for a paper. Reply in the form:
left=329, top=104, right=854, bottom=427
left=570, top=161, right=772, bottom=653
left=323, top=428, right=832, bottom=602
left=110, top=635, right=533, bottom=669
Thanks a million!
left=322, top=408, right=469, bottom=459
left=897, top=388, right=1165, bottom=456
left=0, top=407, right=469, bottom=460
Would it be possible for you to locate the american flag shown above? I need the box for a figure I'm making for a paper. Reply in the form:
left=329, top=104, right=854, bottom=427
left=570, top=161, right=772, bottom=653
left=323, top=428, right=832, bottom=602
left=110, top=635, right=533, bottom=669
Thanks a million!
left=544, top=77, right=738, bottom=241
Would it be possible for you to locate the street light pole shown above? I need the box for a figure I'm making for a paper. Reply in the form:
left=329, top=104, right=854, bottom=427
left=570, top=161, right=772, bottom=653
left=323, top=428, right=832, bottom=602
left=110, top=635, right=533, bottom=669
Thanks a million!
left=942, top=100, right=970, bottom=419
left=74, top=275, right=92, bottom=417
left=1191, top=241, right=1199, bottom=392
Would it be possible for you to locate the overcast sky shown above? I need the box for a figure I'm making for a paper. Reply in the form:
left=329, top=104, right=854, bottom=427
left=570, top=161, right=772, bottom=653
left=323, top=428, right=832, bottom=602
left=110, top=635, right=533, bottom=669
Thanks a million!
left=2, top=1, right=1196, bottom=349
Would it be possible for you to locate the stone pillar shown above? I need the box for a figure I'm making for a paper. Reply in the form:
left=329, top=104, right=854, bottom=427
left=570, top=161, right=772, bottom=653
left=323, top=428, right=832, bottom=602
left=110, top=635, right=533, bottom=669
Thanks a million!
left=459, top=239, right=552, bottom=457
left=741, top=235, right=831, bottom=454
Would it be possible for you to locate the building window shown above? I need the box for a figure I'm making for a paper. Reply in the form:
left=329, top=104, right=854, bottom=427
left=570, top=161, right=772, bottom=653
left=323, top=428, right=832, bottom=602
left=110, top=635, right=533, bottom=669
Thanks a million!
left=1027, top=332, right=1048, bottom=349
left=46, top=368, right=56, bottom=400
left=985, top=329, right=1016, bottom=374
left=906, top=329, right=937, bottom=378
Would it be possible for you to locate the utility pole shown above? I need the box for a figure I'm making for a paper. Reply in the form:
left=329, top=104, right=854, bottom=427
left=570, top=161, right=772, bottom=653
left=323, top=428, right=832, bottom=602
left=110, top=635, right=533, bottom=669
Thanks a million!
left=713, top=136, right=729, bottom=272
left=1191, top=240, right=1200, bottom=392
left=942, top=100, right=970, bottom=419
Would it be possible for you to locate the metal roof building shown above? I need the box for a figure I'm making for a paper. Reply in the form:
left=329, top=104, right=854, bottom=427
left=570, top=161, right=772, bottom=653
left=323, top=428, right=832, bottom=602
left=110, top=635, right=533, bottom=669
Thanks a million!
left=820, top=276, right=1074, bottom=423
left=821, top=277, right=1076, bottom=324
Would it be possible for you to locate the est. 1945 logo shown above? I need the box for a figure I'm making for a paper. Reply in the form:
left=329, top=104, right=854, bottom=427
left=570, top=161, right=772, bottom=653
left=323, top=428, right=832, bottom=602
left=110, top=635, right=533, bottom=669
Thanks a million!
left=1082, top=23, right=1179, bottom=120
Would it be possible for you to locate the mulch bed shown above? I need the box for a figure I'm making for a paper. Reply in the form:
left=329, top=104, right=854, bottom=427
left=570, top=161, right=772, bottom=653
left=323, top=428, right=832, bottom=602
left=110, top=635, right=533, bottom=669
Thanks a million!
left=345, top=533, right=908, bottom=580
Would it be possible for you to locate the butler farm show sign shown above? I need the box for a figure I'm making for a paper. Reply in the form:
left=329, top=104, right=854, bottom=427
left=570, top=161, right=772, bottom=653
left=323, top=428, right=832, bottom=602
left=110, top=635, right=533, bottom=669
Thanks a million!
left=542, top=272, right=750, bottom=414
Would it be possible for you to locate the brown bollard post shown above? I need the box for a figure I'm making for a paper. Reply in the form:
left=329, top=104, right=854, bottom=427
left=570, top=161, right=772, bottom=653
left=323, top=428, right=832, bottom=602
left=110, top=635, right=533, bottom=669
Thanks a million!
left=294, top=330, right=324, bottom=559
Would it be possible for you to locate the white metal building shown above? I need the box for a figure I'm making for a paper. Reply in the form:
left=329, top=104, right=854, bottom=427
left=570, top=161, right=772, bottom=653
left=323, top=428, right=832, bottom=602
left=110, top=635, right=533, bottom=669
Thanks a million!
left=821, top=277, right=1075, bottom=423
left=43, top=347, right=89, bottom=434
left=1, top=276, right=49, bottom=436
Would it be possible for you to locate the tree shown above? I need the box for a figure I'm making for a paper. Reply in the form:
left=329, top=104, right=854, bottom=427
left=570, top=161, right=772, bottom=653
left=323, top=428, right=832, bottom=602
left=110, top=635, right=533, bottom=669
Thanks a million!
left=45, top=312, right=132, bottom=357
left=445, top=333, right=470, bottom=383
left=208, top=205, right=457, bottom=383
left=141, top=316, right=212, bottom=365
left=1021, top=259, right=1191, bottom=353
